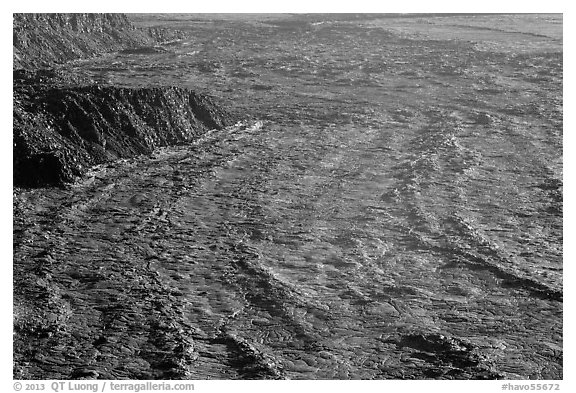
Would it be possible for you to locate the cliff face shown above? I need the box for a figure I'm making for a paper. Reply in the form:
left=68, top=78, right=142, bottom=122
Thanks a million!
left=13, top=14, right=231, bottom=187
left=14, top=71, right=234, bottom=187
left=13, top=13, right=186, bottom=69
left=14, top=13, right=152, bottom=69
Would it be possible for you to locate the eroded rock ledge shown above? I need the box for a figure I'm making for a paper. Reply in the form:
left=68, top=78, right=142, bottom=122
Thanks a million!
left=13, top=13, right=221, bottom=188
left=14, top=70, right=234, bottom=187
left=13, top=13, right=184, bottom=69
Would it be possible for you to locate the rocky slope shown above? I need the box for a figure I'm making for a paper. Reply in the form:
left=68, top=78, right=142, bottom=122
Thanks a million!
left=13, top=14, right=233, bottom=187
left=13, top=13, right=184, bottom=69
left=14, top=70, right=234, bottom=187
left=12, top=14, right=238, bottom=379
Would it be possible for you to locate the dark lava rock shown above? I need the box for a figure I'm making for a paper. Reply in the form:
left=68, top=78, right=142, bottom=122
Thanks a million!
left=13, top=13, right=178, bottom=70
left=396, top=332, right=502, bottom=379
left=13, top=13, right=208, bottom=188
left=14, top=77, right=235, bottom=187
left=70, top=367, right=100, bottom=379
left=473, top=112, right=493, bottom=125
left=120, top=46, right=168, bottom=55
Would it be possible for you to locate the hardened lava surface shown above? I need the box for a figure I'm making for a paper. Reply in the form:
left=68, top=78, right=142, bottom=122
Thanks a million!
left=14, top=14, right=562, bottom=379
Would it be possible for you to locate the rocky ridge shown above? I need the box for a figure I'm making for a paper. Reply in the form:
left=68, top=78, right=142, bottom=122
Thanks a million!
left=13, top=13, right=184, bottom=70
left=13, top=14, right=234, bottom=187
left=14, top=70, right=233, bottom=187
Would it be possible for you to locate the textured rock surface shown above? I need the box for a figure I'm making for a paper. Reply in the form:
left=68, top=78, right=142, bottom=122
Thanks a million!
left=13, top=14, right=216, bottom=188
left=13, top=13, right=184, bottom=70
left=13, top=13, right=237, bottom=378
left=13, top=122, right=287, bottom=380
left=14, top=71, right=234, bottom=187
left=13, top=13, right=562, bottom=380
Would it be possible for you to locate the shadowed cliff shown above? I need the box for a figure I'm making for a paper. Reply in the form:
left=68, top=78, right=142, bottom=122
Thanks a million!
left=14, top=70, right=234, bottom=187
left=13, top=14, right=232, bottom=187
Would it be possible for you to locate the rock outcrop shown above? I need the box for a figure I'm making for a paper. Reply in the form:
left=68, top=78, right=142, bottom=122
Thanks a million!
left=14, top=70, right=234, bottom=187
left=13, top=13, right=184, bottom=69
left=13, top=14, right=232, bottom=187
